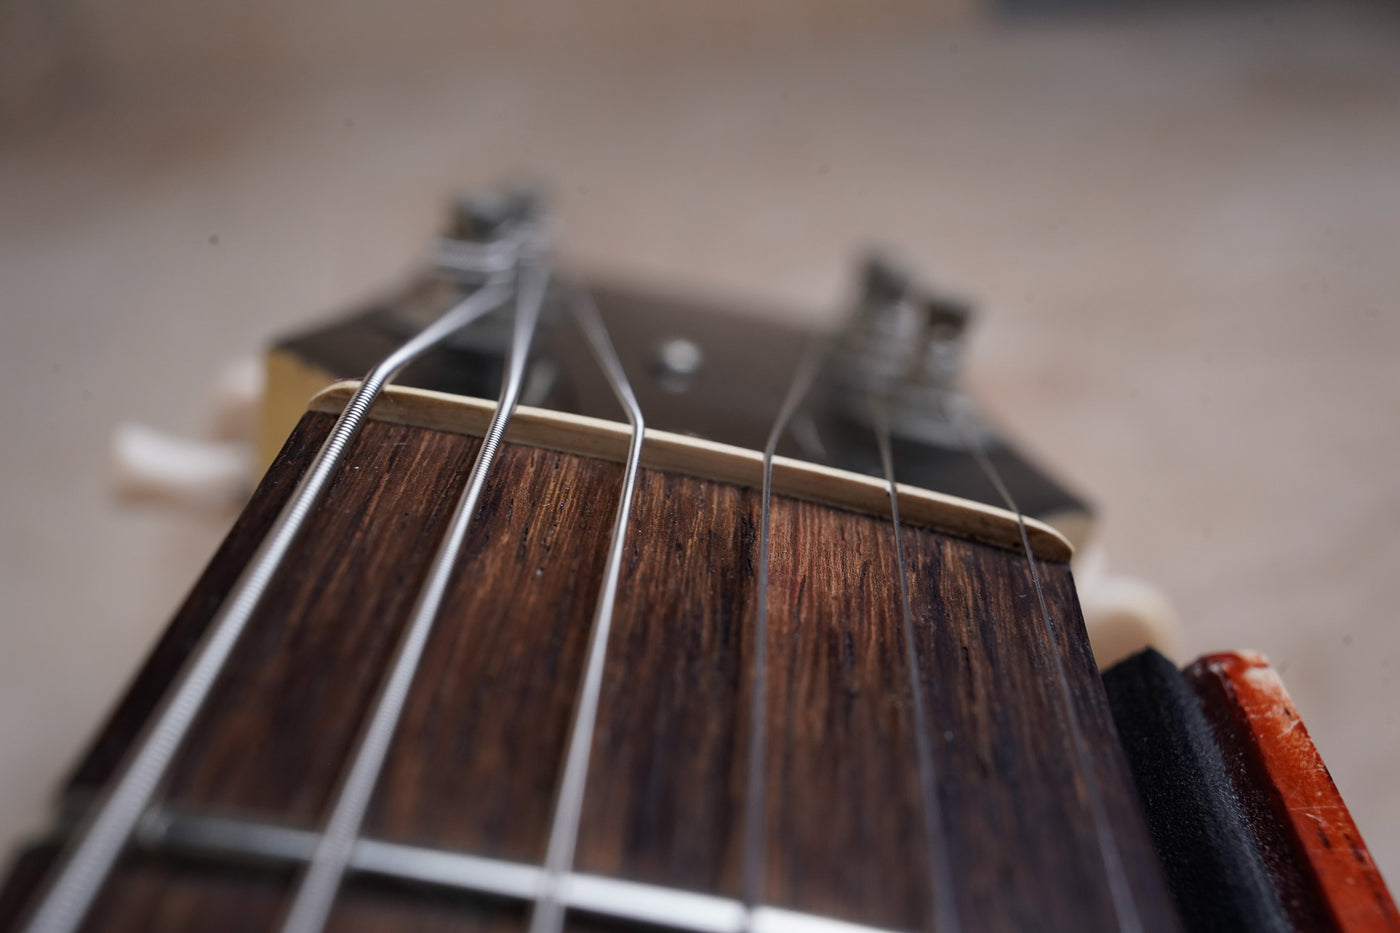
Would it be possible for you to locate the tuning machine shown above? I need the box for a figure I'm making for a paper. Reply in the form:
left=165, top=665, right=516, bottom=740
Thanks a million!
left=823, top=254, right=990, bottom=450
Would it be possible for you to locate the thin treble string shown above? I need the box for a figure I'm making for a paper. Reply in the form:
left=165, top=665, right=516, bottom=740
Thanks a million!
left=22, top=274, right=516, bottom=933
left=870, top=396, right=961, bottom=933
left=945, top=395, right=1142, bottom=933
left=742, top=340, right=829, bottom=920
left=528, top=286, right=645, bottom=933
left=278, top=252, right=552, bottom=933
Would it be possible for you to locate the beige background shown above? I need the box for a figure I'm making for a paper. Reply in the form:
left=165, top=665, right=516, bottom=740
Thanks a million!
left=2, top=0, right=1398, bottom=897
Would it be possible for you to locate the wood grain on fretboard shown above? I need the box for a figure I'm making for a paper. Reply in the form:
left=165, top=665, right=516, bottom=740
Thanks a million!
left=8, top=408, right=1178, bottom=931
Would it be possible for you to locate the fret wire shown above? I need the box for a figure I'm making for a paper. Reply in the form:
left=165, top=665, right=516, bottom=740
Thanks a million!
left=20, top=274, right=516, bottom=933
left=946, top=395, right=1143, bottom=933
left=278, top=251, right=552, bottom=933
left=870, top=396, right=961, bottom=933
left=529, top=285, right=646, bottom=933
left=743, top=340, right=829, bottom=918
left=129, top=807, right=903, bottom=933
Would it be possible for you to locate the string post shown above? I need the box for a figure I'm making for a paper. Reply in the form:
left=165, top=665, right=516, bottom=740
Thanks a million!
left=435, top=187, right=549, bottom=284
left=450, top=187, right=545, bottom=242
left=825, top=253, right=986, bottom=451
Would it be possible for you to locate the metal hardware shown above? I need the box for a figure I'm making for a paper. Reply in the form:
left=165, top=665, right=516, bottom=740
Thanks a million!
left=746, top=337, right=830, bottom=913
left=266, top=190, right=1092, bottom=542
left=280, top=243, right=552, bottom=933
left=871, top=395, right=960, bottom=932
left=948, top=395, right=1143, bottom=933
left=531, top=285, right=646, bottom=933
left=128, top=808, right=897, bottom=933
left=21, top=273, right=517, bottom=933
left=824, top=254, right=987, bottom=450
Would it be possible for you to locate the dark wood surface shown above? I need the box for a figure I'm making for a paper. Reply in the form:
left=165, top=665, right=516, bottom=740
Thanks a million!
left=6, top=410, right=1179, bottom=931
left=361, top=442, right=622, bottom=860
left=573, top=468, right=759, bottom=898
left=163, top=420, right=484, bottom=825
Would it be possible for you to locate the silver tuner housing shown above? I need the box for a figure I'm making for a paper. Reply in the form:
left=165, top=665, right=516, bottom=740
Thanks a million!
left=825, top=254, right=989, bottom=450
left=377, top=187, right=559, bottom=404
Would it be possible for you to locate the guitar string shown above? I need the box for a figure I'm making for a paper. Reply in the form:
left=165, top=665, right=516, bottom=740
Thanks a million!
left=528, top=285, right=646, bottom=933
left=20, top=273, right=516, bottom=933
left=742, top=340, right=829, bottom=920
left=278, top=251, right=551, bottom=933
left=870, top=395, right=961, bottom=933
left=945, top=394, right=1143, bottom=933
left=37, top=260, right=1141, bottom=933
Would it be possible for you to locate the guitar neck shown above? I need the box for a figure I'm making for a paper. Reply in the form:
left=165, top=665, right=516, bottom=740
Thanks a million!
left=4, top=386, right=1176, bottom=932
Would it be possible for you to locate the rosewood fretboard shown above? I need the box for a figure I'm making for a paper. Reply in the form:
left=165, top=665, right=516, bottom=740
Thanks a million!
left=2, top=397, right=1179, bottom=932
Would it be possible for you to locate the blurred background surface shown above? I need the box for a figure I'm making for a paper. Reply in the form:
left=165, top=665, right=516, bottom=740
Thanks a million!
left=2, top=0, right=1398, bottom=891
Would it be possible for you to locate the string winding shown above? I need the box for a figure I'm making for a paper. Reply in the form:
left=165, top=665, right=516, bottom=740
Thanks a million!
left=277, top=252, right=551, bottom=933
left=23, top=274, right=515, bottom=933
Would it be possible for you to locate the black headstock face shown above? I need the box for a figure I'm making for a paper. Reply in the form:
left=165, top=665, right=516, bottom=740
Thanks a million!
left=267, top=201, right=1091, bottom=543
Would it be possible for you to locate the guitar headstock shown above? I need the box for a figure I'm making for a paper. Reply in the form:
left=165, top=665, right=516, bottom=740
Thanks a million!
left=261, top=192, right=1093, bottom=547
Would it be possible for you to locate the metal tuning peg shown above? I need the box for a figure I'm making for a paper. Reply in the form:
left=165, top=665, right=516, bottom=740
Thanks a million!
left=447, top=188, right=544, bottom=242
left=435, top=186, right=547, bottom=283
left=384, top=185, right=555, bottom=343
left=826, top=254, right=984, bottom=450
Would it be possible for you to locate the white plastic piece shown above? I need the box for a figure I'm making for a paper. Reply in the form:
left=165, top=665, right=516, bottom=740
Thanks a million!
left=1074, top=544, right=1180, bottom=669
left=110, top=422, right=253, bottom=510
left=210, top=356, right=266, bottom=442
